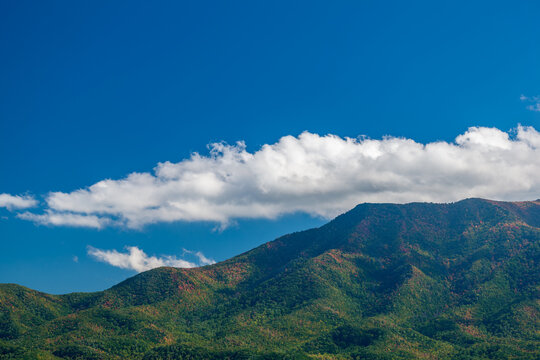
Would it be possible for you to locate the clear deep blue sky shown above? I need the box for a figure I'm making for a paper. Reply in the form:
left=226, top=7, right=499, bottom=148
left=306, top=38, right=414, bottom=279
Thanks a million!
left=1, top=1, right=539, bottom=293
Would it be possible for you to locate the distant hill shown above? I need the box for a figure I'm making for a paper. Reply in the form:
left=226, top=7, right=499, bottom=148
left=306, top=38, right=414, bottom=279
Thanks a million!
left=1, top=199, right=539, bottom=359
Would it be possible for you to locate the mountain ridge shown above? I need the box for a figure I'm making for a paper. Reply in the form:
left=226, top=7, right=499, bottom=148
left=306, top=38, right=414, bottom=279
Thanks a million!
left=1, top=198, right=539, bottom=359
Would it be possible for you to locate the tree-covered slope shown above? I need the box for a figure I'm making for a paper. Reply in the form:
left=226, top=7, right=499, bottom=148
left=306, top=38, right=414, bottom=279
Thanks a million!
left=1, top=199, right=539, bottom=359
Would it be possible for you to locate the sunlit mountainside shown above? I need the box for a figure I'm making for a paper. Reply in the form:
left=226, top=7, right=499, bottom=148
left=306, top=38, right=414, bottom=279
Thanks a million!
left=1, top=199, right=539, bottom=359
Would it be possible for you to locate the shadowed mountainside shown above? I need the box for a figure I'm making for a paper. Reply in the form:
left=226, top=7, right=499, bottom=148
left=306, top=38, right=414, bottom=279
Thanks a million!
left=1, top=198, right=539, bottom=359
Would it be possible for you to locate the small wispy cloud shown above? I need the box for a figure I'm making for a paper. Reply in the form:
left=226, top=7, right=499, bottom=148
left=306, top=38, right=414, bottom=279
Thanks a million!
left=87, top=246, right=215, bottom=272
left=182, top=249, right=216, bottom=266
left=520, top=94, right=540, bottom=112
left=0, top=193, right=37, bottom=211
left=18, top=210, right=108, bottom=229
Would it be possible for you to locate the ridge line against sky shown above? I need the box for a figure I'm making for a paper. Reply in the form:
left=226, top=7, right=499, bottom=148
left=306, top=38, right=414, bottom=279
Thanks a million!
left=2, top=0, right=540, bottom=294
left=3, top=124, right=540, bottom=230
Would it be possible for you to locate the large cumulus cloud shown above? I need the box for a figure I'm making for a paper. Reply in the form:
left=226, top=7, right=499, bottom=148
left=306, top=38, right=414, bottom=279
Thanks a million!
left=18, top=125, right=540, bottom=229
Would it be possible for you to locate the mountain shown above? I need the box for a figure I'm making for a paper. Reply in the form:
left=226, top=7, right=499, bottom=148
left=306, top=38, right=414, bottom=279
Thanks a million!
left=1, top=199, right=539, bottom=359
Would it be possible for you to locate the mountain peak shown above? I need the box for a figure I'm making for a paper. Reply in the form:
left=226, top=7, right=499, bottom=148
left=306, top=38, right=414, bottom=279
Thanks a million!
left=1, top=199, right=539, bottom=359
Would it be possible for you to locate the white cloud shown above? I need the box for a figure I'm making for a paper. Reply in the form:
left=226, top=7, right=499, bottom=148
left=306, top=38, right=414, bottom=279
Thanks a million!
left=520, top=94, right=540, bottom=112
left=18, top=210, right=108, bottom=229
left=87, top=246, right=214, bottom=272
left=18, top=125, right=540, bottom=229
left=0, top=193, right=37, bottom=210
left=182, top=249, right=216, bottom=266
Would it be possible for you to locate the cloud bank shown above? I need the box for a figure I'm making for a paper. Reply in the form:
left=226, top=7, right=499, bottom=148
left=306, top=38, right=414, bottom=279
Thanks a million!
left=19, top=125, right=540, bottom=229
left=87, top=246, right=215, bottom=272
left=0, top=193, right=37, bottom=211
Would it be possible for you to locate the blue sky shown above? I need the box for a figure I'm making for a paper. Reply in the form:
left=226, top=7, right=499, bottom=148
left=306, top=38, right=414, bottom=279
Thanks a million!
left=1, top=1, right=539, bottom=294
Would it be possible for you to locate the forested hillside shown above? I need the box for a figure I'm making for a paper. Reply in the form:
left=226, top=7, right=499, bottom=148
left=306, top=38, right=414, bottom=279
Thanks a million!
left=1, top=199, right=539, bottom=359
